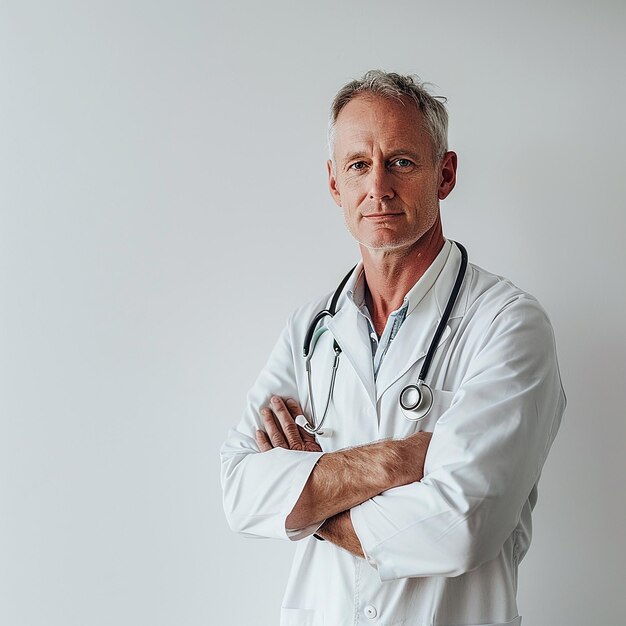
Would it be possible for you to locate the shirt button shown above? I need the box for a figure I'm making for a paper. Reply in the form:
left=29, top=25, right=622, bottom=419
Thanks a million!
left=364, top=604, right=377, bottom=619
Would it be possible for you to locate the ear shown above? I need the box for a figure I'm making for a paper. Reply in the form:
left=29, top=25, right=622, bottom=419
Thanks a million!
left=437, top=151, right=457, bottom=200
left=327, top=160, right=342, bottom=207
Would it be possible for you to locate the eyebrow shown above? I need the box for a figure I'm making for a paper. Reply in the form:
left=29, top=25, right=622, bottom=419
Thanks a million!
left=386, top=149, right=423, bottom=162
left=341, top=149, right=424, bottom=165
left=342, top=151, right=369, bottom=164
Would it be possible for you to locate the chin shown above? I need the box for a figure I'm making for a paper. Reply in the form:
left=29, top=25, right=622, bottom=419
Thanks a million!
left=347, top=222, right=424, bottom=252
left=358, top=236, right=417, bottom=252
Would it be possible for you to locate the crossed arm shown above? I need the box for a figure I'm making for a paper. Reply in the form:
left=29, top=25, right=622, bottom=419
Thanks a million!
left=255, top=396, right=432, bottom=557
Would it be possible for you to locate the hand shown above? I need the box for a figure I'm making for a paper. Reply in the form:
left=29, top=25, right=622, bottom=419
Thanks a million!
left=256, top=396, right=322, bottom=453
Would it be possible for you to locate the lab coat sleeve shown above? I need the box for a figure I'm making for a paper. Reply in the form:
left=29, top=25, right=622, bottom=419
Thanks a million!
left=220, top=313, right=325, bottom=541
left=350, top=295, right=566, bottom=581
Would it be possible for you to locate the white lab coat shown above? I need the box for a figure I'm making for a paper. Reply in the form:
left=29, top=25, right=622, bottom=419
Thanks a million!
left=220, top=241, right=565, bottom=626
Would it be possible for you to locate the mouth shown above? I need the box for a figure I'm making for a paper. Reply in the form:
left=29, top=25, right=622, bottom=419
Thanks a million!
left=362, top=213, right=404, bottom=221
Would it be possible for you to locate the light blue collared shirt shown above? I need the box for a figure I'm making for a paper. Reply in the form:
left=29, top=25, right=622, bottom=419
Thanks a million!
left=346, top=240, right=453, bottom=380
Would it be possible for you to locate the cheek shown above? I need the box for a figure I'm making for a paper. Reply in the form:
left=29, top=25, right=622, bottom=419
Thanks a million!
left=406, top=180, right=440, bottom=212
left=339, top=186, right=364, bottom=212
left=341, top=178, right=362, bottom=198
left=418, top=200, right=439, bottom=225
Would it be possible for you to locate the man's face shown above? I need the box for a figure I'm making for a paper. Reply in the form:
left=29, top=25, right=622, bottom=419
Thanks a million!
left=328, top=94, right=456, bottom=252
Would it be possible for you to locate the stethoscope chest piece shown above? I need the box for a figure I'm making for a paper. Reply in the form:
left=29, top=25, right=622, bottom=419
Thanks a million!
left=399, top=382, right=433, bottom=421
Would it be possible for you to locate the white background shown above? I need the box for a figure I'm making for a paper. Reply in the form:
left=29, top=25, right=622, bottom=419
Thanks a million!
left=1, top=1, right=625, bottom=625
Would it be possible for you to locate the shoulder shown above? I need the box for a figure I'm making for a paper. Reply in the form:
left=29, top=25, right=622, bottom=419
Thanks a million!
left=460, top=262, right=557, bottom=355
left=463, top=262, right=547, bottom=320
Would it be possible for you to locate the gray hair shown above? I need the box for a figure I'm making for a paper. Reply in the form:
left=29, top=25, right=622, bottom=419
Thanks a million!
left=328, top=70, right=449, bottom=163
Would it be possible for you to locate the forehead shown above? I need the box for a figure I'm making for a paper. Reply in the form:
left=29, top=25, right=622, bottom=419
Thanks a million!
left=333, top=94, right=432, bottom=159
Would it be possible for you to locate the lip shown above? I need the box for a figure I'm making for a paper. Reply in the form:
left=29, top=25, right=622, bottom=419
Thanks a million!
left=362, top=213, right=404, bottom=220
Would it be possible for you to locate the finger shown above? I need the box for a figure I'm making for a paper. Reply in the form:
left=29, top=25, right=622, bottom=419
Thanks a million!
left=255, top=429, right=272, bottom=452
left=284, top=397, right=304, bottom=416
left=303, top=439, right=323, bottom=453
left=295, top=422, right=322, bottom=447
left=297, top=424, right=316, bottom=441
left=270, top=396, right=304, bottom=450
left=284, top=398, right=318, bottom=444
left=261, top=407, right=289, bottom=449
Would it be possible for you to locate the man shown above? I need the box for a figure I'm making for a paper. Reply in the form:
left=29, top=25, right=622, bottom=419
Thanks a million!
left=220, top=70, right=565, bottom=626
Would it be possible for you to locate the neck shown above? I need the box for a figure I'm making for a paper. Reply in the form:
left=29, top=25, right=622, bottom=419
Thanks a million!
left=361, top=221, right=445, bottom=335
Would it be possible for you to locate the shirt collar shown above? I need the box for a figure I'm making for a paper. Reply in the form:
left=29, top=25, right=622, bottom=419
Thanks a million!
left=346, top=239, right=453, bottom=318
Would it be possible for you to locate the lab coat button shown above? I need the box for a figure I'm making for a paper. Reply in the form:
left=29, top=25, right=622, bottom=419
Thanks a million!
left=364, top=604, right=377, bottom=619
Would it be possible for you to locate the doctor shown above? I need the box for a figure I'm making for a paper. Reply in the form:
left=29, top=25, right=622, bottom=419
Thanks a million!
left=220, top=70, right=565, bottom=626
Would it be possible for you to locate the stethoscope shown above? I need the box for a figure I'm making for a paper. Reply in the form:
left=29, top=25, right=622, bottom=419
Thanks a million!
left=300, top=242, right=468, bottom=436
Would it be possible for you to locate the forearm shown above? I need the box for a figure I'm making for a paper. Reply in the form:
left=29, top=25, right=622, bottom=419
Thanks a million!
left=286, top=432, right=431, bottom=529
left=316, top=511, right=364, bottom=558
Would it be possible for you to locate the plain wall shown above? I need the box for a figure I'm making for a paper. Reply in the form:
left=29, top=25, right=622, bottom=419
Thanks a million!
left=1, top=1, right=625, bottom=625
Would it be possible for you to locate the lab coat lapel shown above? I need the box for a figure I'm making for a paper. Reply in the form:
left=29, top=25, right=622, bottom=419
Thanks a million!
left=326, top=302, right=377, bottom=409
left=375, top=243, right=468, bottom=402
left=374, top=295, right=441, bottom=401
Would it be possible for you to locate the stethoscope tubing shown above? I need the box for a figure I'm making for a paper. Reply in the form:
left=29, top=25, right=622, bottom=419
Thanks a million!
left=303, top=242, right=468, bottom=433
left=416, top=242, right=468, bottom=384
left=301, top=265, right=355, bottom=434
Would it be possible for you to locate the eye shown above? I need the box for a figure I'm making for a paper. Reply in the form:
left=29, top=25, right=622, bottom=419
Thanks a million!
left=392, top=158, right=414, bottom=168
left=349, top=161, right=368, bottom=171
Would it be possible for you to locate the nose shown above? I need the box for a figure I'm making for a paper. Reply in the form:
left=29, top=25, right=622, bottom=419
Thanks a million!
left=368, top=163, right=394, bottom=201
